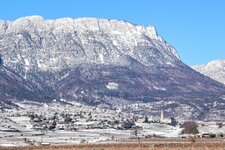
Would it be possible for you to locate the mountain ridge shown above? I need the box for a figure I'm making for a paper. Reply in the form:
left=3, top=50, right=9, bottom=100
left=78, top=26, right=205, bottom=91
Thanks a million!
left=0, top=16, right=180, bottom=69
left=193, top=59, right=225, bottom=85
left=0, top=16, right=181, bottom=91
left=0, top=16, right=225, bottom=120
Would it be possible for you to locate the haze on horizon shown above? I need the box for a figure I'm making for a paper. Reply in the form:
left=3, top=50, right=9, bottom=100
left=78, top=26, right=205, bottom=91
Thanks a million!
left=0, top=0, right=224, bottom=65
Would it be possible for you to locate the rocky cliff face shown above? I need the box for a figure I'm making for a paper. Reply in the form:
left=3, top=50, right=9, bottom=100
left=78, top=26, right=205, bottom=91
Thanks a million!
left=0, top=16, right=179, bottom=72
left=0, top=16, right=181, bottom=91
left=193, top=59, right=225, bottom=85
left=0, top=16, right=225, bottom=120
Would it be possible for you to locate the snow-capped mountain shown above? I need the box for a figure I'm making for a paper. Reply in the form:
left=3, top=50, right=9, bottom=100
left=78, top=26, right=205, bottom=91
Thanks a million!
left=0, top=16, right=179, bottom=72
left=193, top=59, right=225, bottom=85
left=0, top=16, right=225, bottom=120
left=0, top=16, right=181, bottom=92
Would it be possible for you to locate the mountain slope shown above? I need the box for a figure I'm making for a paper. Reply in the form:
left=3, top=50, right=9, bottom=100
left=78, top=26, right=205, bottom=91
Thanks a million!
left=0, top=65, right=44, bottom=109
left=54, top=62, right=225, bottom=120
left=193, top=59, right=225, bottom=85
left=56, top=63, right=225, bottom=103
left=0, top=16, right=225, bottom=119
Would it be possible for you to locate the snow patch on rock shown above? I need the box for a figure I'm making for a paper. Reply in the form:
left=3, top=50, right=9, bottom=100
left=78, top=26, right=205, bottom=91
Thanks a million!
left=106, top=82, right=119, bottom=90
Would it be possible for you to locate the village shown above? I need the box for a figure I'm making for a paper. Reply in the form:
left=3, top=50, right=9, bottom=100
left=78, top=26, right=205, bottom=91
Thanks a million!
left=0, top=100, right=225, bottom=147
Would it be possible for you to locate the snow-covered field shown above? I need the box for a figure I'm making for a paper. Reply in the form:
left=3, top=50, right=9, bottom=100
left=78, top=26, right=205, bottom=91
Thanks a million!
left=1, top=101, right=225, bottom=147
left=0, top=123, right=181, bottom=147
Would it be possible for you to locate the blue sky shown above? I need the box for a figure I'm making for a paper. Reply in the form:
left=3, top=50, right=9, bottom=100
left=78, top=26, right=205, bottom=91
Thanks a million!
left=0, top=0, right=224, bottom=65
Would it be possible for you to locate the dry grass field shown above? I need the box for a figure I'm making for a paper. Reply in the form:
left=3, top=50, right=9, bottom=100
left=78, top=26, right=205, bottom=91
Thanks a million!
left=1, top=138, right=225, bottom=150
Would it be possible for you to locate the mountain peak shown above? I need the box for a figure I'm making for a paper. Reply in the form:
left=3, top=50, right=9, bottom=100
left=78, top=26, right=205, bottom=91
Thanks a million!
left=15, top=15, right=44, bottom=21
left=51, top=16, right=159, bottom=36
left=207, top=59, right=225, bottom=68
left=146, top=26, right=157, bottom=35
left=13, top=15, right=44, bottom=24
left=9, top=16, right=160, bottom=38
left=0, top=16, right=180, bottom=74
left=193, top=59, right=225, bottom=85
left=193, top=59, right=225, bottom=70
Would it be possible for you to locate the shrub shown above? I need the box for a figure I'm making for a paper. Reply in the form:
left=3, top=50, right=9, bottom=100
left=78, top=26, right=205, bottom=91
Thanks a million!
left=180, top=121, right=199, bottom=134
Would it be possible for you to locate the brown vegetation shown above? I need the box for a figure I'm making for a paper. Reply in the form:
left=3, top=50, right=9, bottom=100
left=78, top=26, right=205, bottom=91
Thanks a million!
left=180, top=121, right=199, bottom=134
left=1, top=139, right=225, bottom=150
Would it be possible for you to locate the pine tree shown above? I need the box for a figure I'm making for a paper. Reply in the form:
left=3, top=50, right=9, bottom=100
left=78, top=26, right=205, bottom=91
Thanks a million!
left=0, top=54, right=3, bottom=65
left=143, top=115, right=149, bottom=123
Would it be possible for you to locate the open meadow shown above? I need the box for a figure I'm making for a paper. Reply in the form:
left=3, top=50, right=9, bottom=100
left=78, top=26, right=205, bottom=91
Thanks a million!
left=1, top=138, right=225, bottom=150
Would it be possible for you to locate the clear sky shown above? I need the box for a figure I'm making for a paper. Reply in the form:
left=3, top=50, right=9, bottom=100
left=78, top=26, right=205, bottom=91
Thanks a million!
left=0, top=0, right=224, bottom=65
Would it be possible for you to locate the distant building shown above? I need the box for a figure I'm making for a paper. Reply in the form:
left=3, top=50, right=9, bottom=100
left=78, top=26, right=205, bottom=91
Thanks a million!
left=160, top=110, right=172, bottom=124
left=40, top=142, right=51, bottom=146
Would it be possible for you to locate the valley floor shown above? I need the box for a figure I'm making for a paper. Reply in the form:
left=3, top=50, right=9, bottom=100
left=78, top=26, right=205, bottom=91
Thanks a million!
left=1, top=101, right=225, bottom=148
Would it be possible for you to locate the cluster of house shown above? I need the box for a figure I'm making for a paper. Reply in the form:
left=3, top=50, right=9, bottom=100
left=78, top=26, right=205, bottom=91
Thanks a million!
left=1, top=102, right=224, bottom=141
